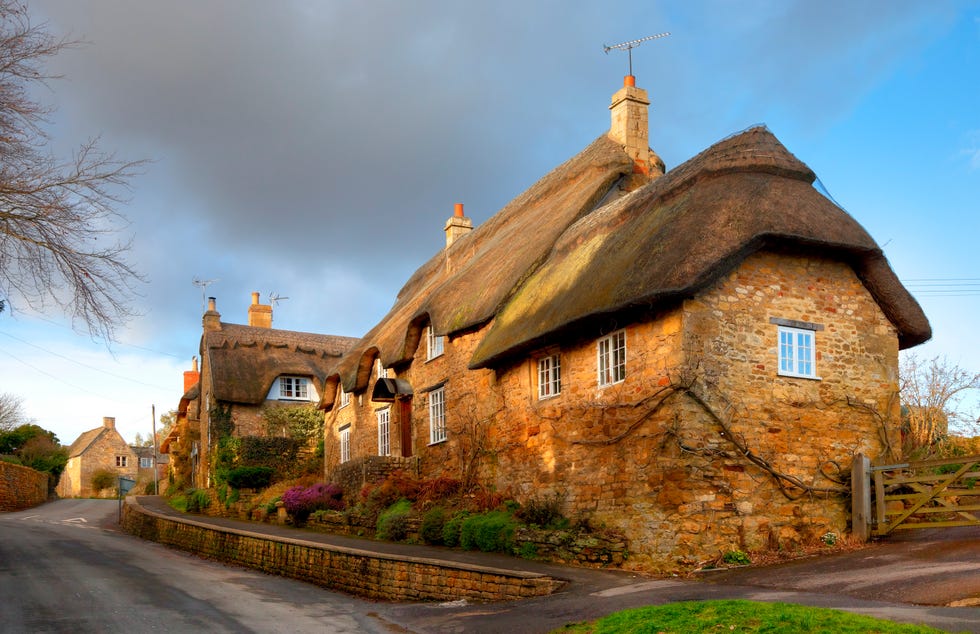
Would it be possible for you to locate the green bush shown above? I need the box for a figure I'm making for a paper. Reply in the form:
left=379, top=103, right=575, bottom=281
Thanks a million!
left=460, top=511, right=518, bottom=553
left=420, top=506, right=447, bottom=545
left=376, top=499, right=412, bottom=541
left=184, top=488, right=211, bottom=513
left=442, top=512, right=469, bottom=547
left=226, top=465, right=273, bottom=490
left=90, top=468, right=117, bottom=492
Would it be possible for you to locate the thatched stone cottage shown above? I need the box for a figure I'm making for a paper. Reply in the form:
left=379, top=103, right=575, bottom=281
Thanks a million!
left=321, top=76, right=930, bottom=571
left=175, top=293, right=357, bottom=487
left=58, top=416, right=138, bottom=498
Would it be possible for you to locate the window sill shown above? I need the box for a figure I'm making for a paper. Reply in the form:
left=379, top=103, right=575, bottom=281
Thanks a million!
left=777, top=372, right=822, bottom=381
left=537, top=393, right=561, bottom=401
left=428, top=439, right=448, bottom=446
left=597, top=379, right=625, bottom=389
left=425, top=353, right=445, bottom=363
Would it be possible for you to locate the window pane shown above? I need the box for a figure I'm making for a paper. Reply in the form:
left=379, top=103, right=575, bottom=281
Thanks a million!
left=377, top=409, right=390, bottom=456
left=429, top=387, right=446, bottom=443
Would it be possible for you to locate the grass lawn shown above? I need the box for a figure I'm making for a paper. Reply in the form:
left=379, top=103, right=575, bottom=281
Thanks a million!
left=556, top=600, right=948, bottom=633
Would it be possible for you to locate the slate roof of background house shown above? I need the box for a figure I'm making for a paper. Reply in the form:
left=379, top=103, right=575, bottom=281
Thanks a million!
left=332, top=134, right=640, bottom=394
left=203, top=323, right=358, bottom=405
left=470, top=125, right=931, bottom=368
left=64, top=427, right=107, bottom=458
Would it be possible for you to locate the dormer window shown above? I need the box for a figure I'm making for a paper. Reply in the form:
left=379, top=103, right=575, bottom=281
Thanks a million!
left=375, top=358, right=389, bottom=379
left=279, top=376, right=309, bottom=400
left=426, top=325, right=445, bottom=360
left=340, top=387, right=351, bottom=408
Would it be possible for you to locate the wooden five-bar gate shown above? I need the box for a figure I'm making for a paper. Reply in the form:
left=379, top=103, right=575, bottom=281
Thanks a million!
left=852, top=453, right=980, bottom=540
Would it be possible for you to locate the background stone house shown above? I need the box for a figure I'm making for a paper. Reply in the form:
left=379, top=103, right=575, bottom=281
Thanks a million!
left=57, top=417, right=138, bottom=498
left=320, top=76, right=930, bottom=571
left=189, top=293, right=357, bottom=486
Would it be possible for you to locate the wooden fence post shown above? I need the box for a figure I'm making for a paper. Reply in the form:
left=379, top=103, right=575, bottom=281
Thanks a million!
left=851, top=453, right=871, bottom=541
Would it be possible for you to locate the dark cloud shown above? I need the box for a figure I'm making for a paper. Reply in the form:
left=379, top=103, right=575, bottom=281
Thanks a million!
left=28, top=0, right=963, bottom=344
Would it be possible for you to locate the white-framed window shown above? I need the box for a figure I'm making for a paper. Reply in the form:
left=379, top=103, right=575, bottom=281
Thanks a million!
left=777, top=325, right=818, bottom=379
left=339, top=425, right=351, bottom=463
left=377, top=408, right=391, bottom=456
left=375, top=358, right=389, bottom=379
left=340, top=387, right=351, bottom=408
left=597, top=330, right=626, bottom=387
left=428, top=386, right=446, bottom=444
left=139, top=457, right=153, bottom=469
left=116, top=455, right=128, bottom=467
left=426, top=325, right=445, bottom=360
left=537, top=353, right=561, bottom=399
left=279, top=376, right=309, bottom=400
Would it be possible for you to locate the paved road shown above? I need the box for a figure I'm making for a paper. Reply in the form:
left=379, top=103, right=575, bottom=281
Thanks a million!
left=0, top=500, right=387, bottom=633
left=4, top=499, right=980, bottom=633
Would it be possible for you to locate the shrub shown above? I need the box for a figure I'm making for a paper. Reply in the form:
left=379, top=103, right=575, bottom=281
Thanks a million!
left=516, top=492, right=566, bottom=528
left=442, top=511, right=469, bottom=547
left=722, top=550, right=751, bottom=566
left=90, top=468, right=117, bottom=492
left=420, top=506, right=447, bottom=544
left=416, top=477, right=461, bottom=506
left=460, top=511, right=518, bottom=553
left=282, top=482, right=344, bottom=523
left=226, top=465, right=274, bottom=490
left=376, top=499, right=412, bottom=541
left=362, top=470, right=419, bottom=510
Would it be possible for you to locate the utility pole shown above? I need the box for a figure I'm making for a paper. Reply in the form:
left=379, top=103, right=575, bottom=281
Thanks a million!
left=151, top=404, right=159, bottom=495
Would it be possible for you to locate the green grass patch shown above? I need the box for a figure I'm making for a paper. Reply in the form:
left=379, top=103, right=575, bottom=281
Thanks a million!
left=555, top=600, right=946, bottom=633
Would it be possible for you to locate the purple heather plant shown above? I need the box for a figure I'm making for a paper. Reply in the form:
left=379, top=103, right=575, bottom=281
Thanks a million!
left=282, top=483, right=344, bottom=522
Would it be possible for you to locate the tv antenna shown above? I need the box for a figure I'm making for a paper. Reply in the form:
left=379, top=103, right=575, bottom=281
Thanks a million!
left=268, top=292, right=289, bottom=311
left=603, top=32, right=670, bottom=76
left=192, top=277, right=219, bottom=312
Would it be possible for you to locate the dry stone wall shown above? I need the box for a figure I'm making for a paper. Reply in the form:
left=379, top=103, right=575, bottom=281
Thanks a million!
left=0, top=462, right=48, bottom=511
left=121, top=497, right=562, bottom=602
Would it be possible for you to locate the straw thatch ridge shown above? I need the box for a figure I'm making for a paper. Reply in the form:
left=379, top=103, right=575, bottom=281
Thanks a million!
left=331, top=134, right=640, bottom=394
left=204, top=323, right=358, bottom=405
left=470, top=126, right=930, bottom=368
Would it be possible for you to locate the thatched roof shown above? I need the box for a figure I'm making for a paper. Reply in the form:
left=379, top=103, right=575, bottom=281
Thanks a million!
left=331, top=134, right=639, bottom=394
left=203, top=323, right=358, bottom=405
left=471, top=126, right=930, bottom=367
left=330, top=124, right=930, bottom=395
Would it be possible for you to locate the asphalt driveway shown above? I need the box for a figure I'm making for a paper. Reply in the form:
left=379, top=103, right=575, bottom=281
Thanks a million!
left=699, top=525, right=980, bottom=607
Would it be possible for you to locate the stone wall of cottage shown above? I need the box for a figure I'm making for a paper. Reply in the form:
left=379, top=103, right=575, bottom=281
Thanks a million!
left=479, top=251, right=900, bottom=571
left=57, top=432, right=138, bottom=498
left=0, top=461, right=49, bottom=511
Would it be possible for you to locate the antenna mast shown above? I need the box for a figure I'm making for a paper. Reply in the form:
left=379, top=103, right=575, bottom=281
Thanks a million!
left=603, top=32, right=671, bottom=76
left=192, top=277, right=219, bottom=312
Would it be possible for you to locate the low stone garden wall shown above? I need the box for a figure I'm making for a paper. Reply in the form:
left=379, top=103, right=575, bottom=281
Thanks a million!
left=121, top=497, right=564, bottom=602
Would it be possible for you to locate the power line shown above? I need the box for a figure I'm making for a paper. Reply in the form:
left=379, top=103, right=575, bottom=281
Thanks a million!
left=0, top=330, right=175, bottom=391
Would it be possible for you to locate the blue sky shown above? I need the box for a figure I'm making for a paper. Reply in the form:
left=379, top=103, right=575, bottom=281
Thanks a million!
left=2, top=1, right=978, bottom=445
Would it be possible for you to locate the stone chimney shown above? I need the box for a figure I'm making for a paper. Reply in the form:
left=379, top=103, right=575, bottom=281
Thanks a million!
left=609, top=76, right=665, bottom=187
left=203, top=296, right=221, bottom=332
left=247, top=292, right=272, bottom=328
left=183, top=356, right=200, bottom=393
left=444, top=203, right=473, bottom=249
left=103, top=416, right=116, bottom=430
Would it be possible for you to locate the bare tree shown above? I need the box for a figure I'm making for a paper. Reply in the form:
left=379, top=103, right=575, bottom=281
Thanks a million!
left=900, top=353, right=980, bottom=450
left=0, top=0, right=145, bottom=339
left=0, top=392, right=32, bottom=430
